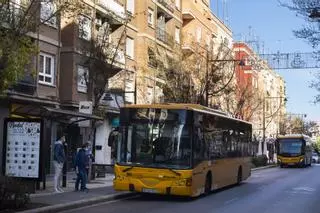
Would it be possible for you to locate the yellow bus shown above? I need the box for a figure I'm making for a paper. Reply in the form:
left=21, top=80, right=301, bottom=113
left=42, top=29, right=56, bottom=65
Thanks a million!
left=276, top=134, right=313, bottom=168
left=113, top=104, right=253, bottom=197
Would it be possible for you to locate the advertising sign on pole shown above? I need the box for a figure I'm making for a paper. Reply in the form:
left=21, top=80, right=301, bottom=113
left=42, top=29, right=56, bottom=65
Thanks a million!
left=3, top=118, right=43, bottom=179
left=79, top=101, right=93, bottom=127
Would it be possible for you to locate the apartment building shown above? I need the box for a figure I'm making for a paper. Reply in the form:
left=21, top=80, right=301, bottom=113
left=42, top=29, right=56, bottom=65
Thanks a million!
left=0, top=1, right=83, bottom=173
left=181, top=0, right=234, bottom=107
left=233, top=42, right=260, bottom=121
left=131, top=0, right=182, bottom=104
left=255, top=60, right=286, bottom=155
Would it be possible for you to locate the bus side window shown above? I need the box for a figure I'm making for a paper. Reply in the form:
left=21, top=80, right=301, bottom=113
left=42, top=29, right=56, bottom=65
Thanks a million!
left=193, top=127, right=206, bottom=165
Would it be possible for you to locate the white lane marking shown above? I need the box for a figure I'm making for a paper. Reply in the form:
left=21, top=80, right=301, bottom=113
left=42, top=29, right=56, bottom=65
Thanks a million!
left=224, top=197, right=239, bottom=205
left=285, top=186, right=316, bottom=196
left=61, top=194, right=140, bottom=213
left=292, top=187, right=315, bottom=192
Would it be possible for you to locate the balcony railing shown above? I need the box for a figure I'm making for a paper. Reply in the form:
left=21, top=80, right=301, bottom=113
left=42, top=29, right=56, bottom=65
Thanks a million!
left=157, top=0, right=175, bottom=13
left=99, top=0, right=126, bottom=19
left=113, top=48, right=125, bottom=64
left=156, top=28, right=174, bottom=47
left=10, top=75, right=36, bottom=95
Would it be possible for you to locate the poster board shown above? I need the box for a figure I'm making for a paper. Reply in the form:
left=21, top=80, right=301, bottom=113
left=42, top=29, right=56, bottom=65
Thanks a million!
left=3, top=118, right=43, bottom=179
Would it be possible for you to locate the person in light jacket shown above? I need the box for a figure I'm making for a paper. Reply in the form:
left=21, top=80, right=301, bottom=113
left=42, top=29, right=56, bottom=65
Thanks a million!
left=53, top=135, right=66, bottom=193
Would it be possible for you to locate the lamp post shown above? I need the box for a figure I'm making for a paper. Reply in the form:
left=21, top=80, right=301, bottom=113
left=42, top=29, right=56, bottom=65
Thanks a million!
left=206, top=58, right=245, bottom=106
left=309, top=8, right=320, bottom=19
left=261, top=96, right=287, bottom=155
left=286, top=113, right=307, bottom=134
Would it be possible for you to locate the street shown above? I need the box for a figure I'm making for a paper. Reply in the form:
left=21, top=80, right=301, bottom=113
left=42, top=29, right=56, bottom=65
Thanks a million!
left=61, top=165, right=320, bottom=213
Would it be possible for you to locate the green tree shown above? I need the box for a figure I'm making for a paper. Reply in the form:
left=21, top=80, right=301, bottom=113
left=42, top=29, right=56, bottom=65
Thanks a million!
left=0, top=0, right=83, bottom=93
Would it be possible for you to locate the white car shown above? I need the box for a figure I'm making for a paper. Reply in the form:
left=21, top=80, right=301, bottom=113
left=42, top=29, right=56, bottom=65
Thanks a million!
left=312, top=153, right=319, bottom=164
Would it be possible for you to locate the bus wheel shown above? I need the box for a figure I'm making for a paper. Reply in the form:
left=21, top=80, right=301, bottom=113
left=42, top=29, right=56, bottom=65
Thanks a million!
left=237, top=167, right=242, bottom=185
left=204, top=173, right=212, bottom=195
left=280, top=164, right=284, bottom=168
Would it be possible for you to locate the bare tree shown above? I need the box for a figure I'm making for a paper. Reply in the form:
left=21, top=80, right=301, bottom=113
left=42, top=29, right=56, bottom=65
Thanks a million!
left=83, top=17, right=130, bottom=115
left=223, top=82, right=264, bottom=121
left=280, top=0, right=320, bottom=48
left=152, top=41, right=237, bottom=106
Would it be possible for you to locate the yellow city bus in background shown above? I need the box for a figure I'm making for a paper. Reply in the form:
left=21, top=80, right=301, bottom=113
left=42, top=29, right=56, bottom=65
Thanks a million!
left=113, top=104, right=253, bottom=197
left=276, top=134, right=313, bottom=168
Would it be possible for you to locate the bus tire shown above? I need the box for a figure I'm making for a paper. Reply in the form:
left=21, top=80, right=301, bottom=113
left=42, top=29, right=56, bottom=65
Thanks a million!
left=204, top=173, right=212, bottom=195
left=237, top=167, right=242, bottom=185
left=280, top=164, right=284, bottom=168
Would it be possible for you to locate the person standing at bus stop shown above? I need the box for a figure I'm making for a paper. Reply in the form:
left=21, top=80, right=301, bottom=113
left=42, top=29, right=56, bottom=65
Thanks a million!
left=53, top=135, right=66, bottom=193
left=75, top=143, right=89, bottom=192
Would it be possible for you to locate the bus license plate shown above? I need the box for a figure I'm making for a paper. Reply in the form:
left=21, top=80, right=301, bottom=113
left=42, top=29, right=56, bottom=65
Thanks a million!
left=142, top=188, right=158, bottom=194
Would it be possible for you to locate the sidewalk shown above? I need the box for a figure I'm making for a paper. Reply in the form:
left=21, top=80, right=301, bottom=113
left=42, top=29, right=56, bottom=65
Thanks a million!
left=14, top=173, right=130, bottom=213
left=31, top=172, right=114, bottom=196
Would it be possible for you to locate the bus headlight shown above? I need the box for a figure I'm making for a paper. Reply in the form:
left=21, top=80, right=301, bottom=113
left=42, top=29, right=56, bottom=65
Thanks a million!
left=175, top=178, right=192, bottom=186
left=277, top=159, right=281, bottom=163
left=299, top=158, right=304, bottom=162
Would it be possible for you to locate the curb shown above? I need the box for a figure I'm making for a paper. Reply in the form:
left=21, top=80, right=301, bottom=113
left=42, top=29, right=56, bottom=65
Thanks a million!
left=20, top=192, right=135, bottom=213
left=251, top=164, right=277, bottom=171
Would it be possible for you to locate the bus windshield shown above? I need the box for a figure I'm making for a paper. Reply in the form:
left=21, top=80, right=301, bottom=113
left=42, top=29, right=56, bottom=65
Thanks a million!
left=118, top=108, right=192, bottom=169
left=278, top=139, right=303, bottom=157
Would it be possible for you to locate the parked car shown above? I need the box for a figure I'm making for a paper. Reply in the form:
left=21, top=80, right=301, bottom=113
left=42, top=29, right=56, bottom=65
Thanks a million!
left=312, top=152, right=319, bottom=164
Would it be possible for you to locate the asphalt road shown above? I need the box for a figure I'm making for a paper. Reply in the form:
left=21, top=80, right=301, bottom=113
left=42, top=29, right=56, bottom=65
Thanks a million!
left=62, top=165, right=320, bottom=213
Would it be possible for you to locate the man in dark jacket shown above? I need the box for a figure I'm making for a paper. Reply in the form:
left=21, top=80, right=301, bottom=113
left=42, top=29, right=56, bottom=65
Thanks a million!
left=53, top=135, right=66, bottom=193
left=75, top=144, right=89, bottom=192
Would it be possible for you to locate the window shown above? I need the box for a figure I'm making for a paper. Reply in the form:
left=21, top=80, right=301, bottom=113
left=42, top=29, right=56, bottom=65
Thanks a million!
left=39, top=53, right=55, bottom=86
left=77, top=66, right=89, bottom=93
left=175, top=27, right=180, bottom=44
left=40, top=0, right=57, bottom=27
left=206, top=34, right=211, bottom=47
left=126, top=37, right=134, bottom=59
left=175, top=0, right=180, bottom=9
left=127, top=0, right=134, bottom=14
left=147, top=8, right=154, bottom=26
left=78, top=15, right=91, bottom=40
left=196, top=27, right=202, bottom=43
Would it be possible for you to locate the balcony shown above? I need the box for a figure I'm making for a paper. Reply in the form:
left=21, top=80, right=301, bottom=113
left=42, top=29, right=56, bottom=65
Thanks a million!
left=112, top=48, right=125, bottom=65
left=182, top=33, right=196, bottom=54
left=10, top=75, right=36, bottom=95
left=157, top=0, right=175, bottom=13
left=98, top=0, right=126, bottom=20
left=156, top=28, right=174, bottom=47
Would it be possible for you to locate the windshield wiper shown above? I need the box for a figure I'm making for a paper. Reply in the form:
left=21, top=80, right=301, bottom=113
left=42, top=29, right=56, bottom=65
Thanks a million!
left=155, top=164, right=181, bottom=176
left=166, top=168, right=181, bottom=176
left=122, top=166, right=134, bottom=172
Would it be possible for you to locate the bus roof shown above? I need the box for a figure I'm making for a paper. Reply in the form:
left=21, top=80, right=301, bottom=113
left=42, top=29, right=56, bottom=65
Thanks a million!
left=277, top=134, right=311, bottom=139
left=123, top=103, right=252, bottom=125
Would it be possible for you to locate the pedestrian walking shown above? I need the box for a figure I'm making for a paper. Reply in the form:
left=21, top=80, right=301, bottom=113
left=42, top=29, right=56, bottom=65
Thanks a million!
left=85, top=142, right=93, bottom=179
left=269, top=149, right=274, bottom=163
left=53, top=135, right=66, bottom=193
left=75, top=144, right=89, bottom=192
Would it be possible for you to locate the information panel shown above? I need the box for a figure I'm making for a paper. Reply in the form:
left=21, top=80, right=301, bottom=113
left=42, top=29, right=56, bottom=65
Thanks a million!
left=4, top=119, right=42, bottom=178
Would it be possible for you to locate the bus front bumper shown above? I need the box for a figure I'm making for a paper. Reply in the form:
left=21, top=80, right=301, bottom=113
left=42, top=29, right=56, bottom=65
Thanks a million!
left=113, top=178, right=193, bottom=197
left=277, top=156, right=304, bottom=166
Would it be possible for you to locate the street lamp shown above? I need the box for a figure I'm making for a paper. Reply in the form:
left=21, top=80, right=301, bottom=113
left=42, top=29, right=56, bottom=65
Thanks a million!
left=309, top=8, right=320, bottom=19
left=261, top=96, right=287, bottom=155
left=286, top=113, right=307, bottom=134
left=205, top=58, right=245, bottom=106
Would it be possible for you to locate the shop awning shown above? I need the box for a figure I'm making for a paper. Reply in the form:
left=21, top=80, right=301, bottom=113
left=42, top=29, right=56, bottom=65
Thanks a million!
left=10, top=104, right=102, bottom=123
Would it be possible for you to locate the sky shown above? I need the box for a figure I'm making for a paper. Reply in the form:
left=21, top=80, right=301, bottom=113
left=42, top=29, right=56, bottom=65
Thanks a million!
left=211, top=0, right=320, bottom=122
